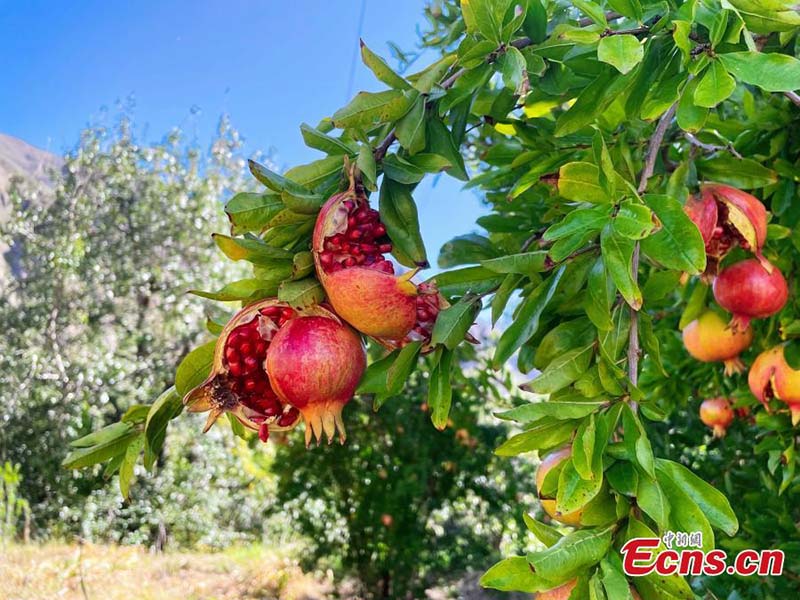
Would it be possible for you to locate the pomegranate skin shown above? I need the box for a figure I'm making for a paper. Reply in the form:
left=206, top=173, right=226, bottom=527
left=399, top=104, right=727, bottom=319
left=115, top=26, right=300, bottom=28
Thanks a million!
left=266, top=314, right=366, bottom=445
left=713, top=259, right=788, bottom=331
left=705, top=184, right=768, bottom=256
left=682, top=311, right=753, bottom=375
left=749, top=345, right=800, bottom=425
left=537, top=580, right=577, bottom=600
left=699, top=397, right=735, bottom=438
left=685, top=188, right=719, bottom=245
left=536, top=447, right=583, bottom=527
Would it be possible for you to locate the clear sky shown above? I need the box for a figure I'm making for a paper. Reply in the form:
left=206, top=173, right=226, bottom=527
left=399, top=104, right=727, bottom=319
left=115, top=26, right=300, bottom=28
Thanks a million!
left=0, top=0, right=486, bottom=267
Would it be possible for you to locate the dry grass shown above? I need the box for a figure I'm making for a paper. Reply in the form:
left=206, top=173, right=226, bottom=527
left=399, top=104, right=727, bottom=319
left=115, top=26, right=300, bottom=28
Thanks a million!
left=0, top=542, right=331, bottom=600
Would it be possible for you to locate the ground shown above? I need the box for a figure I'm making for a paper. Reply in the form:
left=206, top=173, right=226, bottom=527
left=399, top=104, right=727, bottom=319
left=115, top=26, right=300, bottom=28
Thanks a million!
left=1, top=543, right=329, bottom=600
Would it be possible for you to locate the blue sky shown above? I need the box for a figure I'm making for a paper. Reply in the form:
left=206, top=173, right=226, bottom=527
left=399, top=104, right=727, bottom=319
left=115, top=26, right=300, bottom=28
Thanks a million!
left=0, top=0, right=486, bottom=266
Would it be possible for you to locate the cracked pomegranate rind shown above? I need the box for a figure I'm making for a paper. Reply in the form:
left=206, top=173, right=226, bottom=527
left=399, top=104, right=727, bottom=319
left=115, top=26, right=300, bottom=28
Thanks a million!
left=749, top=345, right=800, bottom=426
left=312, top=170, right=447, bottom=351
left=712, top=258, right=788, bottom=332
left=685, top=184, right=769, bottom=275
left=266, top=314, right=366, bottom=446
left=682, top=311, right=753, bottom=376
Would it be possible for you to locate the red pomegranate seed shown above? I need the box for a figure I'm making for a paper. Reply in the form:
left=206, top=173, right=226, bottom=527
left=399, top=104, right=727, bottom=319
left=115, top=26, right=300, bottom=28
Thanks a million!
left=379, top=243, right=392, bottom=253
left=224, top=346, right=238, bottom=363
left=281, top=308, right=295, bottom=320
left=343, top=200, right=354, bottom=211
left=360, top=243, right=376, bottom=253
left=263, top=399, right=283, bottom=417
left=255, top=341, right=267, bottom=356
left=320, top=251, right=333, bottom=265
left=258, top=423, right=270, bottom=443
left=351, top=245, right=362, bottom=255
left=348, top=229, right=363, bottom=240
left=348, top=216, right=357, bottom=227
left=239, top=341, right=253, bottom=356
left=243, top=356, right=259, bottom=374
left=244, top=378, right=258, bottom=392
left=374, top=224, right=386, bottom=237
left=278, top=407, right=299, bottom=427
left=228, top=360, right=244, bottom=377
left=344, top=257, right=356, bottom=267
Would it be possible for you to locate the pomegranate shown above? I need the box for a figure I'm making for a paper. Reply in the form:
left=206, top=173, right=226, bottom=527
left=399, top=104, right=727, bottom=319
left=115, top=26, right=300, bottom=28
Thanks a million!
left=536, top=446, right=582, bottom=527
left=749, top=345, right=800, bottom=425
left=184, top=299, right=365, bottom=445
left=682, top=311, right=753, bottom=375
left=685, top=184, right=769, bottom=274
left=537, top=580, right=576, bottom=600
left=312, top=174, right=444, bottom=349
left=266, top=313, right=365, bottom=445
left=712, top=259, right=788, bottom=331
left=699, top=397, right=735, bottom=437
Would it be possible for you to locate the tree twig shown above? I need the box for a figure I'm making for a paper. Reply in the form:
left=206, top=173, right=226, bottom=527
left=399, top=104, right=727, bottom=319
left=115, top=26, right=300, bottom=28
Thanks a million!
left=628, top=103, right=677, bottom=396
left=684, top=132, right=742, bottom=159
left=785, top=91, right=800, bottom=107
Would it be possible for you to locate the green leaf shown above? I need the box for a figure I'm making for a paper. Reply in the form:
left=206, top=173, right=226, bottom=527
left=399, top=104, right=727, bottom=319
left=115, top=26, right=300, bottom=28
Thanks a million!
left=523, top=513, right=563, bottom=547
left=360, top=40, right=411, bottom=90
left=527, top=526, right=614, bottom=582
left=332, top=90, right=414, bottom=129
left=677, top=77, right=709, bottom=132
left=175, top=341, right=216, bottom=397
left=696, top=155, right=778, bottom=188
left=496, top=395, right=606, bottom=423
left=495, top=418, right=579, bottom=456
left=694, top=61, right=736, bottom=107
left=499, top=46, right=528, bottom=93
left=640, top=195, right=706, bottom=274
left=382, top=153, right=425, bottom=184
left=494, top=267, right=564, bottom=367
left=636, top=476, right=670, bottom=531
left=280, top=189, right=325, bottom=215
left=718, top=51, right=800, bottom=92
left=461, top=0, right=504, bottom=42
left=585, top=258, right=614, bottom=331
left=409, top=54, right=457, bottom=94
left=429, top=348, right=454, bottom=430
left=284, top=155, right=345, bottom=192
left=248, top=159, right=309, bottom=195
left=600, top=224, right=641, bottom=310
left=212, top=234, right=294, bottom=265
left=357, top=351, right=397, bottom=398
left=607, top=0, right=642, bottom=19
left=558, top=163, right=612, bottom=204
left=597, top=35, right=644, bottom=75
left=600, top=555, right=633, bottom=600
left=356, top=145, right=377, bottom=191
left=386, top=341, right=423, bottom=395
left=622, top=405, right=655, bottom=478
left=655, top=459, right=739, bottom=536
left=277, top=278, right=325, bottom=309
left=429, top=266, right=505, bottom=299
left=439, top=233, right=499, bottom=268
left=544, top=206, right=613, bottom=242
left=224, top=192, right=284, bottom=235
left=425, top=118, right=469, bottom=181
left=657, top=469, right=715, bottom=552
left=395, top=96, right=427, bottom=155
left=492, top=273, right=523, bottom=325
left=291, top=251, right=315, bottom=281
left=481, top=252, right=548, bottom=275
left=118, top=435, right=143, bottom=499
left=480, top=557, right=541, bottom=593
left=557, top=459, right=603, bottom=513
left=379, top=178, right=428, bottom=267
left=573, top=0, right=608, bottom=25
left=431, top=298, right=479, bottom=350
left=69, top=421, right=136, bottom=449
left=299, top=122, right=354, bottom=155
left=614, top=201, right=656, bottom=240
left=523, top=345, right=594, bottom=394
left=62, top=426, right=140, bottom=470
left=144, top=387, right=183, bottom=471
left=189, top=278, right=280, bottom=302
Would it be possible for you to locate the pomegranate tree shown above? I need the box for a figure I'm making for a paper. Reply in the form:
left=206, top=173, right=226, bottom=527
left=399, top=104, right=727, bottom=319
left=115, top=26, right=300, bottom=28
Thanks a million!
left=712, top=259, right=788, bottom=331
left=682, top=311, right=753, bottom=375
left=699, top=397, right=735, bottom=438
left=312, top=176, right=444, bottom=349
left=749, top=345, right=800, bottom=426
left=184, top=299, right=365, bottom=445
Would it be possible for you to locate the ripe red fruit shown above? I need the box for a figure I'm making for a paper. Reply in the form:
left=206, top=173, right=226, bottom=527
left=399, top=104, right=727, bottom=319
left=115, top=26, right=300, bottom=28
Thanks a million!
left=380, top=514, right=394, bottom=527
left=749, top=345, right=800, bottom=425
left=699, top=397, right=735, bottom=438
left=312, top=177, right=445, bottom=349
left=266, top=313, right=365, bottom=445
left=183, top=300, right=364, bottom=445
left=682, top=311, right=753, bottom=376
left=536, top=446, right=583, bottom=527
left=684, top=184, right=769, bottom=274
left=712, top=259, right=788, bottom=331
left=537, top=580, right=577, bottom=600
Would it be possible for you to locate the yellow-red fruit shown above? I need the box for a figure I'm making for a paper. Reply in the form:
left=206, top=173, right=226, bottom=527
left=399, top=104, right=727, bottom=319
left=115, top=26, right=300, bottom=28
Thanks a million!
left=537, top=580, right=576, bottom=600
left=682, top=311, right=753, bottom=376
left=536, top=447, right=582, bottom=527
left=699, top=397, right=735, bottom=438
left=312, top=176, right=446, bottom=350
left=749, top=345, right=800, bottom=426
left=713, top=259, right=788, bottom=332
left=266, top=313, right=365, bottom=446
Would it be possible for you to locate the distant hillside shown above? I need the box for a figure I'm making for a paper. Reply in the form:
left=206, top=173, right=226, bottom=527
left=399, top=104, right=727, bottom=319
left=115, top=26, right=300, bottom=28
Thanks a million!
left=0, top=133, right=62, bottom=282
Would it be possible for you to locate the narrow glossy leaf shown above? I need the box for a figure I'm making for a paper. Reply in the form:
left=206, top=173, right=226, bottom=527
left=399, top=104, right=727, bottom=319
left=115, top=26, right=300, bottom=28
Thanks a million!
left=494, top=267, right=564, bottom=367
left=657, top=470, right=715, bottom=552
left=543, top=206, right=613, bottom=242
left=523, top=513, right=563, bottom=547
left=395, top=96, right=427, bottom=155
left=614, top=201, right=656, bottom=240
left=622, top=405, right=655, bottom=478
left=598, top=35, right=643, bottom=74
left=679, top=281, right=708, bottom=330
left=284, top=155, right=345, bottom=192
left=439, top=233, right=499, bottom=267
left=573, top=0, right=608, bottom=25
left=558, top=162, right=612, bottom=204
left=696, top=155, right=778, bottom=188
left=144, top=387, right=182, bottom=471
left=600, top=224, right=641, bottom=310
left=640, top=195, right=706, bottom=274
left=356, top=144, right=377, bottom=191
left=607, top=0, right=642, bottom=19
left=496, top=396, right=606, bottom=423
left=655, top=459, right=739, bottom=536
left=382, top=153, right=425, bottom=184
left=492, top=273, right=523, bottom=325
left=430, top=266, right=505, bottom=298
left=379, top=178, right=428, bottom=267
left=482, top=252, right=548, bottom=275
left=332, top=90, right=414, bottom=129
left=495, top=417, right=578, bottom=456
left=499, top=46, right=527, bottom=93
left=480, top=557, right=541, bottom=593
left=429, top=348, right=454, bottom=430
left=585, top=258, right=614, bottom=331
left=636, top=476, right=670, bottom=531
left=225, top=192, right=284, bottom=235
left=534, top=319, right=595, bottom=370
left=62, top=427, right=140, bottom=470
left=431, top=298, right=480, bottom=350
left=69, top=421, right=135, bottom=449
left=409, top=54, right=457, bottom=94
left=118, top=435, right=143, bottom=499
left=676, top=77, right=709, bottom=132
left=524, top=345, right=594, bottom=394
left=425, top=118, right=469, bottom=181
left=300, top=122, right=354, bottom=155
left=356, top=351, right=397, bottom=395
left=461, top=0, right=503, bottom=41
left=623, top=519, right=694, bottom=599
left=718, top=51, right=800, bottom=92
left=280, top=189, right=325, bottom=215
left=360, top=40, right=411, bottom=90
left=248, top=159, right=309, bottom=195
left=291, top=251, right=314, bottom=280
left=527, top=526, right=614, bottom=582
left=189, top=278, right=280, bottom=302
left=278, top=278, right=325, bottom=309
left=694, top=61, right=736, bottom=107
left=212, top=234, right=294, bottom=265
left=386, top=341, right=423, bottom=395
left=557, top=458, right=603, bottom=513
left=175, top=341, right=216, bottom=397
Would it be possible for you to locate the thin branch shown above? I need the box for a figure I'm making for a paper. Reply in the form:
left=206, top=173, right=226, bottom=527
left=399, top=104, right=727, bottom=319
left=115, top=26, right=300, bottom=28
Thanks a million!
left=601, top=26, right=649, bottom=37
left=629, top=103, right=677, bottom=394
left=684, top=132, right=743, bottom=159
left=785, top=91, right=800, bottom=107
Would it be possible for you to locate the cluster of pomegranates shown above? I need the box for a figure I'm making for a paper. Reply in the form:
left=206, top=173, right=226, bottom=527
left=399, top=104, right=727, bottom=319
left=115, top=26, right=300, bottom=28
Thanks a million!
left=184, top=175, right=445, bottom=445
left=682, top=184, right=798, bottom=433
